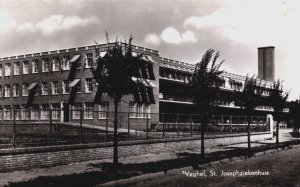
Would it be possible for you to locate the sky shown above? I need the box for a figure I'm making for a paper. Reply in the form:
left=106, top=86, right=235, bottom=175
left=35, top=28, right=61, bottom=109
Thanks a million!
left=0, top=0, right=300, bottom=99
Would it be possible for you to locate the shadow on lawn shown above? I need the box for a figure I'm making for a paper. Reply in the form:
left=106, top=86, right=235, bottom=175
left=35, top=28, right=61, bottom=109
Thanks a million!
left=7, top=140, right=300, bottom=187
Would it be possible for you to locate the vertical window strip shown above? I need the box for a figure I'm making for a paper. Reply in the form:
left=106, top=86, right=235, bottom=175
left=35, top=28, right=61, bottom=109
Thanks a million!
left=51, top=103, right=60, bottom=119
left=23, top=61, right=29, bottom=74
left=14, top=62, right=20, bottom=75
left=72, top=103, right=82, bottom=119
left=99, top=101, right=109, bottom=119
left=84, top=102, right=94, bottom=119
left=32, top=60, right=39, bottom=73
left=22, top=83, right=28, bottom=96
left=41, top=104, right=49, bottom=120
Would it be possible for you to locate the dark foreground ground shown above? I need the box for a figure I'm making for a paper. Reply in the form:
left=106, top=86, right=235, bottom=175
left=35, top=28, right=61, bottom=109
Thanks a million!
left=127, top=145, right=300, bottom=187
left=1, top=129, right=299, bottom=187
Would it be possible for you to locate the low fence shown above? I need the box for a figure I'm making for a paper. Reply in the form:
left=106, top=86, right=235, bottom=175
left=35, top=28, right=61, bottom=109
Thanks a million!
left=0, top=108, right=270, bottom=149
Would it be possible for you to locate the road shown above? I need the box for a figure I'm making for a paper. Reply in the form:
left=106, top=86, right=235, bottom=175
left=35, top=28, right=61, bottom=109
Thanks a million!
left=128, top=145, right=300, bottom=187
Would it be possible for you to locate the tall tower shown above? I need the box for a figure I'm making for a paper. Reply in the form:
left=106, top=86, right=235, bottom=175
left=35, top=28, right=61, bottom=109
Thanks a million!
left=258, top=46, right=275, bottom=81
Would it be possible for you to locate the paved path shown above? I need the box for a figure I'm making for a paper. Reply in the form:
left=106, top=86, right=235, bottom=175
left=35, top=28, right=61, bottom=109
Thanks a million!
left=128, top=144, right=300, bottom=187
left=0, top=128, right=297, bottom=186
left=57, top=122, right=144, bottom=134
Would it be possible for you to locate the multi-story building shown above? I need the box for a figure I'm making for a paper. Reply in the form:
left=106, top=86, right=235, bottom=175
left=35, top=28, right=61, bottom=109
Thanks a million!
left=0, top=44, right=287, bottom=130
left=159, top=46, right=288, bottom=129
left=0, top=43, right=159, bottom=130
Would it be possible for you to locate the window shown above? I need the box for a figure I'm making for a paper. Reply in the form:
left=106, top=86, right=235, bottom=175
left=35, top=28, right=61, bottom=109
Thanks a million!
left=76, top=80, right=81, bottom=93
left=22, top=83, right=28, bottom=96
left=0, top=64, right=2, bottom=77
left=21, top=105, right=30, bottom=120
left=4, top=63, right=11, bottom=76
left=62, top=80, right=70, bottom=94
left=85, top=78, right=93, bottom=93
left=51, top=81, right=59, bottom=95
left=85, top=53, right=93, bottom=68
left=4, top=84, right=10, bottom=97
left=62, top=55, right=70, bottom=70
left=84, top=102, right=93, bottom=119
left=99, top=102, right=109, bottom=119
left=75, top=56, right=82, bottom=69
left=30, top=105, right=39, bottom=120
left=229, top=81, right=242, bottom=91
left=52, top=57, right=59, bottom=71
left=11, top=105, right=21, bottom=120
left=42, top=58, right=49, bottom=72
left=3, top=105, right=11, bottom=120
left=144, top=64, right=150, bottom=79
left=13, top=84, right=19, bottom=97
left=23, top=61, right=29, bottom=74
left=41, top=82, right=48, bottom=95
left=136, top=103, right=143, bottom=118
left=51, top=103, right=60, bottom=119
left=218, top=79, right=225, bottom=88
left=14, top=62, right=20, bottom=75
left=32, top=60, right=38, bottom=73
left=129, top=102, right=150, bottom=118
left=262, top=89, right=270, bottom=96
left=41, top=104, right=49, bottom=120
left=129, top=102, right=136, bottom=118
left=144, top=104, right=150, bottom=118
left=0, top=106, right=2, bottom=120
left=72, top=103, right=82, bottom=119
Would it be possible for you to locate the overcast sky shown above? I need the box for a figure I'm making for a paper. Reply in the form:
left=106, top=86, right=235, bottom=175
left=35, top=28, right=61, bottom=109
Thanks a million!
left=0, top=0, right=300, bottom=99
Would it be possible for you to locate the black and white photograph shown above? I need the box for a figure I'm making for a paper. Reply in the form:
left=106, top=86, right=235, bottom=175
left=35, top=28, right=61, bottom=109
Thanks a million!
left=0, top=0, right=300, bottom=186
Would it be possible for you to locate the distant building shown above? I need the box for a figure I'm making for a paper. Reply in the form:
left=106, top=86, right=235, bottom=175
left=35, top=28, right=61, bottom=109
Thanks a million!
left=0, top=43, right=287, bottom=130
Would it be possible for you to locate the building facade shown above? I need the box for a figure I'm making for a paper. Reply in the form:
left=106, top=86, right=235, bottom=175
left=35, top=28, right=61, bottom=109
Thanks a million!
left=0, top=43, right=159, bottom=130
left=0, top=44, right=287, bottom=130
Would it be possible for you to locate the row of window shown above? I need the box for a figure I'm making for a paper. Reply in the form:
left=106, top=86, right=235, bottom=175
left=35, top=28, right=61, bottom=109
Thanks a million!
left=0, top=102, right=151, bottom=120
left=0, top=102, right=108, bottom=120
left=229, top=82, right=243, bottom=91
left=159, top=68, right=191, bottom=83
left=0, top=78, right=94, bottom=98
left=160, top=69, right=272, bottom=96
left=0, top=53, right=93, bottom=77
left=212, top=98, right=273, bottom=111
left=256, top=105, right=273, bottom=110
left=71, top=102, right=109, bottom=119
left=129, top=102, right=151, bottom=118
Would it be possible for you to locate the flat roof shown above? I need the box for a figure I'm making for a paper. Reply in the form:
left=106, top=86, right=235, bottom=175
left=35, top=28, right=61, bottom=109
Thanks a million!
left=258, top=46, right=275, bottom=49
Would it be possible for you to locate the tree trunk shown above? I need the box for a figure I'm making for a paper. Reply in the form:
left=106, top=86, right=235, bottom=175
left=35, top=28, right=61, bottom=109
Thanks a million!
left=113, top=100, right=119, bottom=167
left=200, top=117, right=206, bottom=156
left=247, top=119, right=251, bottom=150
left=276, top=121, right=279, bottom=146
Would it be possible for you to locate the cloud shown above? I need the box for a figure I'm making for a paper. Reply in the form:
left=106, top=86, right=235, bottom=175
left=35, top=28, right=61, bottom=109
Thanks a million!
left=183, top=0, right=300, bottom=46
left=181, top=31, right=197, bottom=43
left=160, top=27, right=183, bottom=44
left=36, top=15, right=99, bottom=35
left=183, top=0, right=300, bottom=99
left=18, top=22, right=35, bottom=32
left=160, top=27, right=197, bottom=44
left=0, top=11, right=17, bottom=33
left=144, top=33, right=161, bottom=45
left=0, top=11, right=100, bottom=35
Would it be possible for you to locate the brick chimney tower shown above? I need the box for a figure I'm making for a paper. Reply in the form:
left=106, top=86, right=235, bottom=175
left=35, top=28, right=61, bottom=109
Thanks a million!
left=258, top=46, right=275, bottom=81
